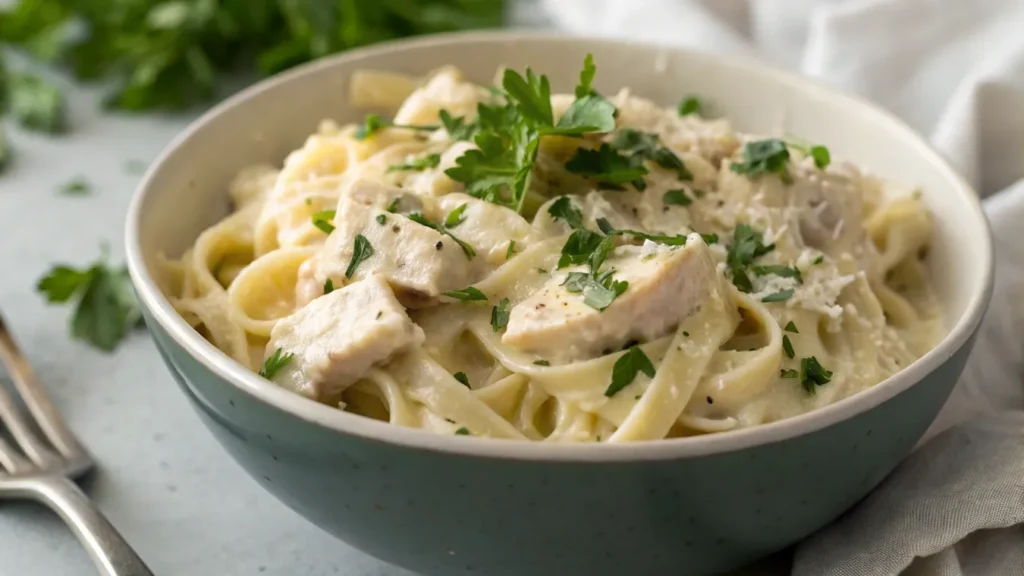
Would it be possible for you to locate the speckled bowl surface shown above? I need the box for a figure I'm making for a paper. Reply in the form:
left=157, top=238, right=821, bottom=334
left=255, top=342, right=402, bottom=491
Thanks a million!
left=125, top=32, right=993, bottom=576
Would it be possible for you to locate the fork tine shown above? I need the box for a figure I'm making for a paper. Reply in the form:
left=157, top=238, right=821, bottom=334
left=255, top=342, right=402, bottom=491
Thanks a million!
left=0, top=312, right=85, bottom=461
left=0, top=434, right=33, bottom=475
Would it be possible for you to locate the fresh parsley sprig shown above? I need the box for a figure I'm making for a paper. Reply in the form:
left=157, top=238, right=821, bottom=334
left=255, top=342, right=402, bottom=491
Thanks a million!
left=800, top=356, right=833, bottom=394
left=725, top=224, right=775, bottom=293
left=445, top=54, right=617, bottom=213
left=36, top=254, right=142, bottom=352
left=344, top=234, right=374, bottom=279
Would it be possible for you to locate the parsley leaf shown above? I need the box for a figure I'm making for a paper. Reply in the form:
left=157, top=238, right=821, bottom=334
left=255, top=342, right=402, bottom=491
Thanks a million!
left=502, top=67, right=553, bottom=127
left=610, top=129, right=692, bottom=181
left=0, top=126, right=10, bottom=173
left=323, top=279, right=334, bottom=294
left=407, top=212, right=476, bottom=259
left=726, top=224, right=775, bottom=292
left=557, top=228, right=606, bottom=269
left=761, top=289, right=794, bottom=303
left=453, top=372, right=470, bottom=387
left=604, top=345, right=656, bottom=397
left=787, top=137, right=831, bottom=169
left=386, top=198, right=401, bottom=213
left=812, top=255, right=825, bottom=265
left=753, top=265, right=803, bottom=284
left=575, top=53, right=596, bottom=98
left=355, top=113, right=437, bottom=140
left=565, top=143, right=647, bottom=189
left=10, top=72, right=66, bottom=134
left=663, top=189, right=692, bottom=206
left=441, top=286, right=488, bottom=302
left=554, top=94, right=617, bottom=135
left=375, top=214, right=386, bottom=225
left=700, top=233, right=719, bottom=245
left=344, top=234, right=374, bottom=279
left=439, top=109, right=477, bottom=141
left=800, top=356, right=833, bottom=394
left=59, top=177, right=91, bottom=196
left=387, top=153, right=441, bottom=173
left=780, top=369, right=798, bottom=379
left=533, top=360, right=551, bottom=366
left=260, top=348, right=294, bottom=379
left=562, top=270, right=626, bottom=312
left=731, top=139, right=792, bottom=183
left=444, top=203, right=469, bottom=229
left=595, top=218, right=687, bottom=246
left=311, top=210, right=336, bottom=234
left=455, top=427, right=471, bottom=435
left=505, top=240, right=516, bottom=259
left=36, top=257, right=141, bottom=352
left=678, top=96, right=703, bottom=117
left=547, top=197, right=584, bottom=229
left=782, top=335, right=795, bottom=359
left=784, top=321, right=799, bottom=333
left=491, top=298, right=510, bottom=332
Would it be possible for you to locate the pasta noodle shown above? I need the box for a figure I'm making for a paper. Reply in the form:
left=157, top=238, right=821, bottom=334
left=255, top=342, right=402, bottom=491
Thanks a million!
left=164, top=59, right=942, bottom=443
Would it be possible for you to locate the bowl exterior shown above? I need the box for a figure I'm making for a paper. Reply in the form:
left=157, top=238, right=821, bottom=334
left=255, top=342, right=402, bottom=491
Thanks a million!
left=145, top=308, right=977, bottom=576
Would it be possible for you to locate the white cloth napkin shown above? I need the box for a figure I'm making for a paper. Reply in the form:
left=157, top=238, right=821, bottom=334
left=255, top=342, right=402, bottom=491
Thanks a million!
left=533, top=1, right=1024, bottom=574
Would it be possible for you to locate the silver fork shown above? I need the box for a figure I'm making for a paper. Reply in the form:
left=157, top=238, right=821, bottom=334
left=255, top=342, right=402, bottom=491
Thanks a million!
left=0, top=312, right=153, bottom=576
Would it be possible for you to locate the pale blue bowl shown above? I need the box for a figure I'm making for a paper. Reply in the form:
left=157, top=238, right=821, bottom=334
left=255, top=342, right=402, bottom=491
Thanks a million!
left=126, top=33, right=993, bottom=576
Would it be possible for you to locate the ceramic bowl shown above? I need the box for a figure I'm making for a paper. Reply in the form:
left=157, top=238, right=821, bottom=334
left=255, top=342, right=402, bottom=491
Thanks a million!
left=125, top=32, right=993, bottom=576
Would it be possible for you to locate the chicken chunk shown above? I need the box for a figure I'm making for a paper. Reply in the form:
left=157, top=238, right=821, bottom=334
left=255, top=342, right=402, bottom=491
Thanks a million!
left=267, top=274, right=425, bottom=400
left=313, top=179, right=475, bottom=308
left=503, top=235, right=716, bottom=361
left=437, top=193, right=540, bottom=265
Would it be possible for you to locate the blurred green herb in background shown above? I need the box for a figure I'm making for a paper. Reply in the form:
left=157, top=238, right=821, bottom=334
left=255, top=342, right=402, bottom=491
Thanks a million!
left=0, top=0, right=505, bottom=172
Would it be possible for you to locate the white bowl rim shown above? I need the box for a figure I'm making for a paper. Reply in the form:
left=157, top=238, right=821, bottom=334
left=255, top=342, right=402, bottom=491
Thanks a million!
left=125, top=30, right=994, bottom=462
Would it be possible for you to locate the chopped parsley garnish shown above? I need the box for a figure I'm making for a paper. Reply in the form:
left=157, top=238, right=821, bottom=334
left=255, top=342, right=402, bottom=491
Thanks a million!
left=610, top=129, right=693, bottom=181
left=311, top=210, right=336, bottom=234
left=453, top=372, right=470, bottom=387
left=784, top=321, right=799, bottom=333
left=730, top=139, right=792, bottom=183
left=761, top=289, right=794, bottom=303
left=354, top=113, right=437, bottom=140
left=787, top=138, right=831, bottom=169
left=565, top=143, right=648, bottom=190
left=323, top=279, right=335, bottom=294
left=548, top=197, right=585, bottom=229
left=259, top=348, right=294, bottom=379
left=604, top=345, right=656, bottom=397
left=678, top=96, right=703, bottom=117
left=753, top=265, right=803, bottom=284
left=663, top=189, right=692, bottom=206
left=386, top=198, right=401, bottom=213
left=533, top=360, right=551, bottom=366
left=439, top=110, right=477, bottom=141
left=800, top=356, right=833, bottom=394
left=595, top=218, right=687, bottom=246
left=782, top=335, right=795, bottom=359
left=812, top=255, right=825, bottom=265
left=441, top=286, right=488, bottom=302
left=454, top=427, right=471, bottom=435
left=490, top=298, right=511, bottom=331
left=780, top=369, right=798, bottom=379
left=444, top=203, right=469, bottom=228
left=36, top=255, right=141, bottom=352
left=725, top=224, right=775, bottom=292
left=537, top=268, right=548, bottom=274
left=445, top=54, right=616, bottom=212
left=407, top=212, right=475, bottom=259
left=557, top=228, right=606, bottom=269
left=562, top=270, right=628, bottom=311
left=375, top=214, right=386, bottom=225
left=344, top=234, right=374, bottom=279
left=59, top=177, right=91, bottom=196
left=387, top=153, right=441, bottom=173
left=505, top=240, right=516, bottom=259
left=693, top=189, right=707, bottom=198
left=700, top=233, right=719, bottom=245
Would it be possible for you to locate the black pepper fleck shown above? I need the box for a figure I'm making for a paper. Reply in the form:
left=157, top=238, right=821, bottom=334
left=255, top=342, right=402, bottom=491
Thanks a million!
left=391, top=225, right=400, bottom=233
left=706, top=396, right=714, bottom=404
left=375, top=311, right=382, bottom=319
left=435, top=240, right=443, bottom=250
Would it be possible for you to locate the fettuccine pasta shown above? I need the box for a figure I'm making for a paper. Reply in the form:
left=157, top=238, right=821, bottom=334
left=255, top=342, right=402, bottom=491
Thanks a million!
left=164, top=56, right=942, bottom=442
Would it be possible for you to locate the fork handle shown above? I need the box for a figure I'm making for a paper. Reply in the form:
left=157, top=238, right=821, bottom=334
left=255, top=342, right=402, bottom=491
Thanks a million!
left=8, top=475, right=154, bottom=576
